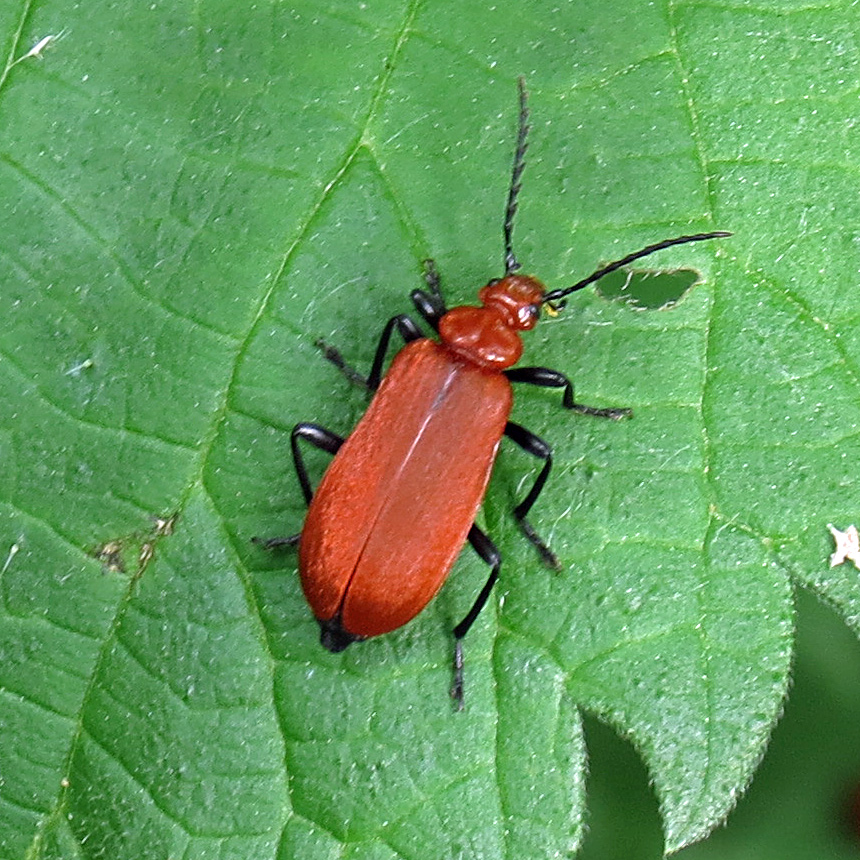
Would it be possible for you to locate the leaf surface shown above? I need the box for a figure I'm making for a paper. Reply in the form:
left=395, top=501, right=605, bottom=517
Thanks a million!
left=1, top=1, right=858, bottom=857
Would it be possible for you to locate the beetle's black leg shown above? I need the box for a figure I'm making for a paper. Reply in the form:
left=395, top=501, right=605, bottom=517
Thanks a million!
left=252, top=422, right=344, bottom=550
left=504, top=421, right=562, bottom=571
left=253, top=533, right=300, bottom=550
left=314, top=341, right=368, bottom=388
left=290, top=423, right=344, bottom=504
left=505, top=366, right=632, bottom=419
left=450, top=524, right=502, bottom=710
left=424, top=257, right=444, bottom=301
left=366, top=314, right=425, bottom=389
left=317, top=313, right=424, bottom=392
left=410, top=258, right=448, bottom=332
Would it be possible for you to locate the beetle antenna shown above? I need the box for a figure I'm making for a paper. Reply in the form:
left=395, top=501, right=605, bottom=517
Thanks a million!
left=503, top=77, right=530, bottom=275
left=542, top=230, right=732, bottom=306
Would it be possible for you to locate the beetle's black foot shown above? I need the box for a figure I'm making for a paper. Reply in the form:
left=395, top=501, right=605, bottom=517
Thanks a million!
left=252, top=533, right=300, bottom=550
left=518, top=517, right=562, bottom=571
left=571, top=403, right=632, bottom=420
left=315, top=339, right=371, bottom=389
left=450, top=639, right=465, bottom=711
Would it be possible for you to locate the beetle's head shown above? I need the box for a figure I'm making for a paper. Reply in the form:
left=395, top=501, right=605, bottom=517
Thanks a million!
left=478, top=274, right=546, bottom=331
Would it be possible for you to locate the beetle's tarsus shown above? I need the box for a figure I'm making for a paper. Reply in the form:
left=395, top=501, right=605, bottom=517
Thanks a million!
left=518, top=518, right=562, bottom=571
left=252, top=534, right=300, bottom=550
left=451, top=639, right=465, bottom=711
left=570, top=403, right=632, bottom=420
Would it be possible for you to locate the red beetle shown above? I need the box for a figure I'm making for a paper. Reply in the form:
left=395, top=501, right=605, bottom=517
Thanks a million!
left=258, top=80, right=728, bottom=706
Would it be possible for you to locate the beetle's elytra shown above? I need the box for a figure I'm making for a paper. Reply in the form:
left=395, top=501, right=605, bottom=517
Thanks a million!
left=256, top=79, right=729, bottom=708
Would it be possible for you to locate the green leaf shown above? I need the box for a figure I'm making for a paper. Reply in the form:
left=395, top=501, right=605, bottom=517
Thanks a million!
left=1, top=0, right=858, bottom=857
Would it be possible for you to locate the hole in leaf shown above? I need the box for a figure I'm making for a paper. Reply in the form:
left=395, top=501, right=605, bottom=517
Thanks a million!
left=595, top=266, right=702, bottom=310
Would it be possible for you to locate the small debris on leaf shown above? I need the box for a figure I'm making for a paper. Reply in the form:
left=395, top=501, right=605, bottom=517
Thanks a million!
left=827, top=523, right=860, bottom=569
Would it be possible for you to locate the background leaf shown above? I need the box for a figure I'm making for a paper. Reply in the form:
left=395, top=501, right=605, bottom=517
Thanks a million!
left=1, top=0, right=859, bottom=858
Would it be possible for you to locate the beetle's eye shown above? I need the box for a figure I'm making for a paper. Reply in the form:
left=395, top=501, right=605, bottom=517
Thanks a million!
left=485, top=278, right=501, bottom=287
